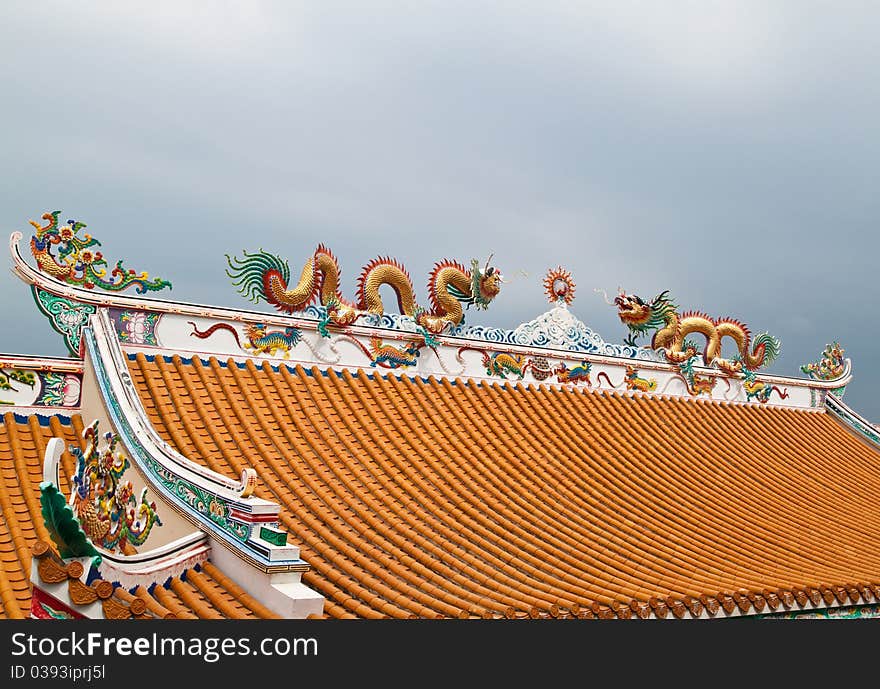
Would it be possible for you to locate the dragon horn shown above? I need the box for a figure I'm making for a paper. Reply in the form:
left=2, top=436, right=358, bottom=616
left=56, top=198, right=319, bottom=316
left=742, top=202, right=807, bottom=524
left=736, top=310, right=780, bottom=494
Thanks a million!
left=484, top=253, right=494, bottom=274
left=594, top=288, right=616, bottom=306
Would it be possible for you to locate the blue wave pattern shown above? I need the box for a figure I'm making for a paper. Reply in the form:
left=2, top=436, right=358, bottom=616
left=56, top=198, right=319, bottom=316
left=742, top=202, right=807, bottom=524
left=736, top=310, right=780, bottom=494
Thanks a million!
left=300, top=304, right=662, bottom=361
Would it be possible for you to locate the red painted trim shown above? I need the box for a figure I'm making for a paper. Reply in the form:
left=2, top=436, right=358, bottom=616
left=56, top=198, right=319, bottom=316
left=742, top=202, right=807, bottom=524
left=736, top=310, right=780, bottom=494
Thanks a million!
left=229, top=509, right=279, bottom=523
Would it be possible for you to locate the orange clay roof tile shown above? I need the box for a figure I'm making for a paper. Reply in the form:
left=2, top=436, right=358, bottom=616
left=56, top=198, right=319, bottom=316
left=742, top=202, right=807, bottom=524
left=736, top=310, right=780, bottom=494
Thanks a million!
left=0, top=412, right=82, bottom=618
left=124, top=354, right=880, bottom=617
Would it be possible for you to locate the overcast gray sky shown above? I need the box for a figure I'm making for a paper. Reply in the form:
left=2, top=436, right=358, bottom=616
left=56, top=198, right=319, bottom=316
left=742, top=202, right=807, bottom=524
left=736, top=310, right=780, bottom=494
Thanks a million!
left=2, top=2, right=878, bottom=417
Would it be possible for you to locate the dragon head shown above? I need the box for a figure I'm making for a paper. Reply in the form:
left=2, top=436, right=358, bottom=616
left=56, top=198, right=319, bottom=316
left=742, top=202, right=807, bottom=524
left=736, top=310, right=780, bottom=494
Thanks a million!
left=615, top=292, right=653, bottom=329
left=247, top=322, right=268, bottom=339
left=470, top=255, right=503, bottom=309
left=613, top=289, right=676, bottom=345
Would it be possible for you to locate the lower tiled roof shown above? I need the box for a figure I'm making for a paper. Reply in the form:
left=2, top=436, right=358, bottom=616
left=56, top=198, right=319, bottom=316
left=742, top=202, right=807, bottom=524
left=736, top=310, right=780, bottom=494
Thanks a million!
left=0, top=412, right=82, bottom=618
left=0, top=412, right=271, bottom=619
left=127, top=354, right=880, bottom=618
left=128, top=562, right=278, bottom=620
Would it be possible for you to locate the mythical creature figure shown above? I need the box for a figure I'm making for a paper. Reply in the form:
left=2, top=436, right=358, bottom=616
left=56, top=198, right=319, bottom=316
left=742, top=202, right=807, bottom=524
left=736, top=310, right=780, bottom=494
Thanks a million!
left=555, top=361, right=592, bottom=385
left=244, top=323, right=302, bottom=358
left=624, top=365, right=657, bottom=392
left=29, top=211, right=171, bottom=293
left=691, top=378, right=715, bottom=395
left=225, top=245, right=502, bottom=334
left=742, top=369, right=772, bottom=403
left=70, top=421, right=162, bottom=555
left=482, top=352, right=527, bottom=379
left=613, top=289, right=780, bottom=374
left=188, top=321, right=302, bottom=359
left=369, top=337, right=421, bottom=369
left=677, top=356, right=716, bottom=396
left=801, top=342, right=846, bottom=381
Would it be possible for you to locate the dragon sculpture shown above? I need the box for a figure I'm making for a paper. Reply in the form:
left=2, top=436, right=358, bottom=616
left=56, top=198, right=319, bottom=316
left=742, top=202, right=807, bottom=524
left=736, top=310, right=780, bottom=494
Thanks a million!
left=28, top=211, right=172, bottom=293
left=624, top=365, right=657, bottom=392
left=188, top=321, right=303, bottom=359
left=613, top=289, right=780, bottom=374
left=70, top=421, right=162, bottom=555
left=482, top=352, right=527, bottom=378
left=243, top=323, right=302, bottom=358
left=369, top=337, right=421, bottom=369
left=555, top=361, right=592, bottom=385
left=225, top=245, right=502, bottom=335
left=742, top=367, right=772, bottom=403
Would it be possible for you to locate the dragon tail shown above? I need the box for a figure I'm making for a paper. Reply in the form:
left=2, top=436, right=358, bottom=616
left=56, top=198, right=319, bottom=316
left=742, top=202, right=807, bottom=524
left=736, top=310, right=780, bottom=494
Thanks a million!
left=188, top=321, right=243, bottom=349
left=750, top=332, right=781, bottom=369
left=225, top=249, right=290, bottom=304
left=226, top=249, right=319, bottom=314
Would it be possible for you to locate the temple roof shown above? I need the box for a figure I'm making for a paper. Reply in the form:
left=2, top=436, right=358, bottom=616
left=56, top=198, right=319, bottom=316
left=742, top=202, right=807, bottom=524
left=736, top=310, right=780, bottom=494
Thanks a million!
left=125, top=352, right=880, bottom=618
left=2, top=217, right=879, bottom=619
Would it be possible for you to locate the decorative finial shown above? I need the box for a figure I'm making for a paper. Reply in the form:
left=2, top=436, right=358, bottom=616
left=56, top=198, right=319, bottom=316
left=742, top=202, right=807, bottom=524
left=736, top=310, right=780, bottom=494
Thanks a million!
left=801, top=342, right=846, bottom=381
left=543, top=267, right=576, bottom=305
left=28, top=211, right=172, bottom=293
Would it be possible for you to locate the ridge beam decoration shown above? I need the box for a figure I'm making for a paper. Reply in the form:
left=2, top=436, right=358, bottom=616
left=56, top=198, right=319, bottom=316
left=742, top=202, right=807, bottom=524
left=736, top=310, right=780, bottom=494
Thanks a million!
left=92, top=532, right=211, bottom=592
left=39, top=446, right=102, bottom=563
left=167, top=310, right=831, bottom=410
left=543, top=267, right=576, bottom=306
left=32, top=440, right=105, bottom=616
left=29, top=547, right=103, bottom=620
left=43, top=437, right=64, bottom=492
left=8, top=229, right=850, bottom=410
left=84, top=307, right=307, bottom=573
left=33, top=286, right=97, bottom=356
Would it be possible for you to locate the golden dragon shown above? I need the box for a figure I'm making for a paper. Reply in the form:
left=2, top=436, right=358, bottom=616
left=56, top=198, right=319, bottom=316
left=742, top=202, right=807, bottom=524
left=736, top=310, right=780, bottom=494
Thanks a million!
left=614, top=289, right=780, bottom=374
left=226, top=245, right=502, bottom=334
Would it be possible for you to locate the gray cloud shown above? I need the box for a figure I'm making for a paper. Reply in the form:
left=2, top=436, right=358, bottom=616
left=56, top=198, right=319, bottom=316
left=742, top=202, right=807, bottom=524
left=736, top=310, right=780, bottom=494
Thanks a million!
left=2, top=2, right=878, bottom=416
